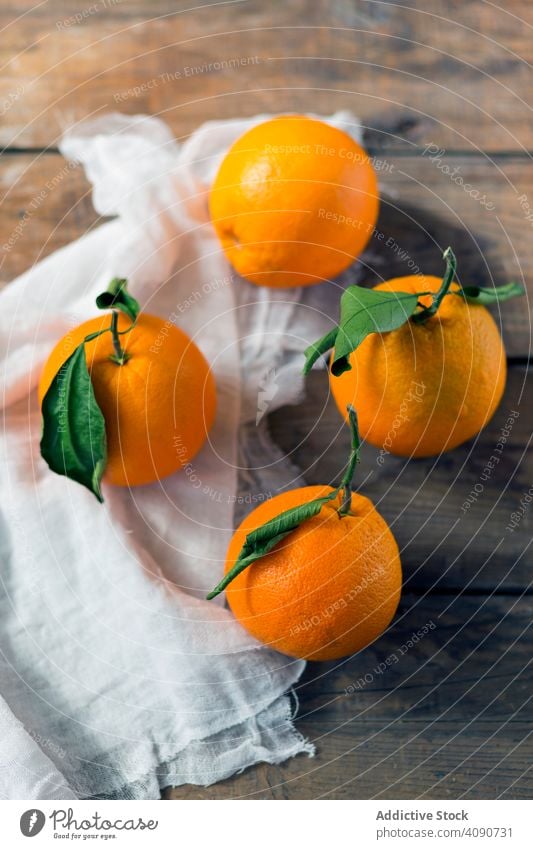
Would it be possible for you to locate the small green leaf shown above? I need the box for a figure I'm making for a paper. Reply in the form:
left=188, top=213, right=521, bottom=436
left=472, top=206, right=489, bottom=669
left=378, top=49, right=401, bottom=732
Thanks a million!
left=239, top=492, right=338, bottom=558
left=40, top=344, right=107, bottom=502
left=456, top=281, right=525, bottom=305
left=331, top=287, right=421, bottom=376
left=303, top=327, right=338, bottom=375
left=207, top=405, right=363, bottom=600
left=96, top=277, right=140, bottom=322
left=207, top=488, right=339, bottom=600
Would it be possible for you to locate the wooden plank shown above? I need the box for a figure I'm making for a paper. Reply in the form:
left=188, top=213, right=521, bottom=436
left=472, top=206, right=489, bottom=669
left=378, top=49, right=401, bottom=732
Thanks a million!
left=166, top=722, right=532, bottom=799
left=0, top=154, right=101, bottom=282
left=166, top=594, right=533, bottom=799
left=295, top=592, right=532, bottom=716
left=269, top=366, right=532, bottom=592
left=0, top=153, right=531, bottom=355
left=0, top=0, right=532, bottom=151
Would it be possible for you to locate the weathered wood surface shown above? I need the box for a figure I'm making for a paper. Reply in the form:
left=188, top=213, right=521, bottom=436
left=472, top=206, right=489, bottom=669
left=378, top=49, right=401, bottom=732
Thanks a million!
left=0, top=0, right=531, bottom=801
left=0, top=0, right=532, bottom=152
left=166, top=720, right=533, bottom=799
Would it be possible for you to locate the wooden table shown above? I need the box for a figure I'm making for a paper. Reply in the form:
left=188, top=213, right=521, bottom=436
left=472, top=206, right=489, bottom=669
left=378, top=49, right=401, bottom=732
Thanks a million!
left=1, top=0, right=531, bottom=799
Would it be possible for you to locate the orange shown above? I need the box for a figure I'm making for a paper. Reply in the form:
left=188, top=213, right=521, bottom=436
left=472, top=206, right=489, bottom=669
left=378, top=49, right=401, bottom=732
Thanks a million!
left=330, top=275, right=506, bottom=457
left=39, top=313, right=216, bottom=487
left=225, top=485, right=401, bottom=661
left=209, top=115, right=379, bottom=287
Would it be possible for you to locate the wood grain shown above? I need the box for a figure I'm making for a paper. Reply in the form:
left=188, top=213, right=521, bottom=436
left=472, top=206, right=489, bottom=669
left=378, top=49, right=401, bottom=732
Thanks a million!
left=166, top=722, right=532, bottom=799
left=0, top=154, right=100, bottom=282
left=0, top=0, right=531, bottom=151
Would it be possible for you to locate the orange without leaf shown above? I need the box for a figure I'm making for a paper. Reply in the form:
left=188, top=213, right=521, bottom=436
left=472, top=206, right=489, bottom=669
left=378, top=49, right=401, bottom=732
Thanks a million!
left=39, top=312, right=216, bottom=487
left=209, top=115, right=379, bottom=287
left=330, top=274, right=507, bottom=457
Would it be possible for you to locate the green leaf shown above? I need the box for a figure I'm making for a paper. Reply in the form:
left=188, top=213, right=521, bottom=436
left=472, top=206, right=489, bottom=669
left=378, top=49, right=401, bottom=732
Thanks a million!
left=456, top=281, right=525, bottom=305
left=331, top=286, right=421, bottom=376
left=206, top=488, right=339, bottom=600
left=240, top=492, right=338, bottom=558
left=96, top=277, right=140, bottom=322
left=207, top=404, right=363, bottom=600
left=40, top=344, right=107, bottom=502
left=303, top=327, right=338, bottom=375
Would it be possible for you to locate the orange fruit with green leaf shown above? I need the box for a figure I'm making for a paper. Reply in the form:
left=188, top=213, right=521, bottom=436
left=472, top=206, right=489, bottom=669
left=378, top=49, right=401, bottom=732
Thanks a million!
left=209, top=115, right=379, bottom=287
left=38, top=279, right=216, bottom=499
left=304, top=248, right=524, bottom=457
left=208, top=408, right=401, bottom=661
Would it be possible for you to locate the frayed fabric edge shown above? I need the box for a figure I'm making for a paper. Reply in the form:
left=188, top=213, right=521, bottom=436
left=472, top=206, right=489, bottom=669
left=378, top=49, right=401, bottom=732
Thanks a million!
left=173, top=693, right=316, bottom=792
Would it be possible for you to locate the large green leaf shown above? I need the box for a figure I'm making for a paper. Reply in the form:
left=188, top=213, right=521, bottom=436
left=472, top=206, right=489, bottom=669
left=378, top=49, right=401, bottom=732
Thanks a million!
left=331, top=286, right=421, bottom=376
left=456, top=281, right=525, bottom=305
left=95, top=277, right=140, bottom=323
left=302, top=288, right=422, bottom=378
left=40, top=344, right=107, bottom=502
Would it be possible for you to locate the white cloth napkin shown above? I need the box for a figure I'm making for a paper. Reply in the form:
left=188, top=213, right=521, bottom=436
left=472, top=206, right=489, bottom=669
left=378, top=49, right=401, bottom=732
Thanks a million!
left=0, top=111, right=362, bottom=799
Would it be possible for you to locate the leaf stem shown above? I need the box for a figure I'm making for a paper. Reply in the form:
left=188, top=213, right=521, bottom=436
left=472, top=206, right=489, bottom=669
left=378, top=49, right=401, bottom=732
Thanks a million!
left=338, top=405, right=361, bottom=516
left=413, top=247, right=457, bottom=323
left=109, top=311, right=129, bottom=365
left=206, top=405, right=364, bottom=599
